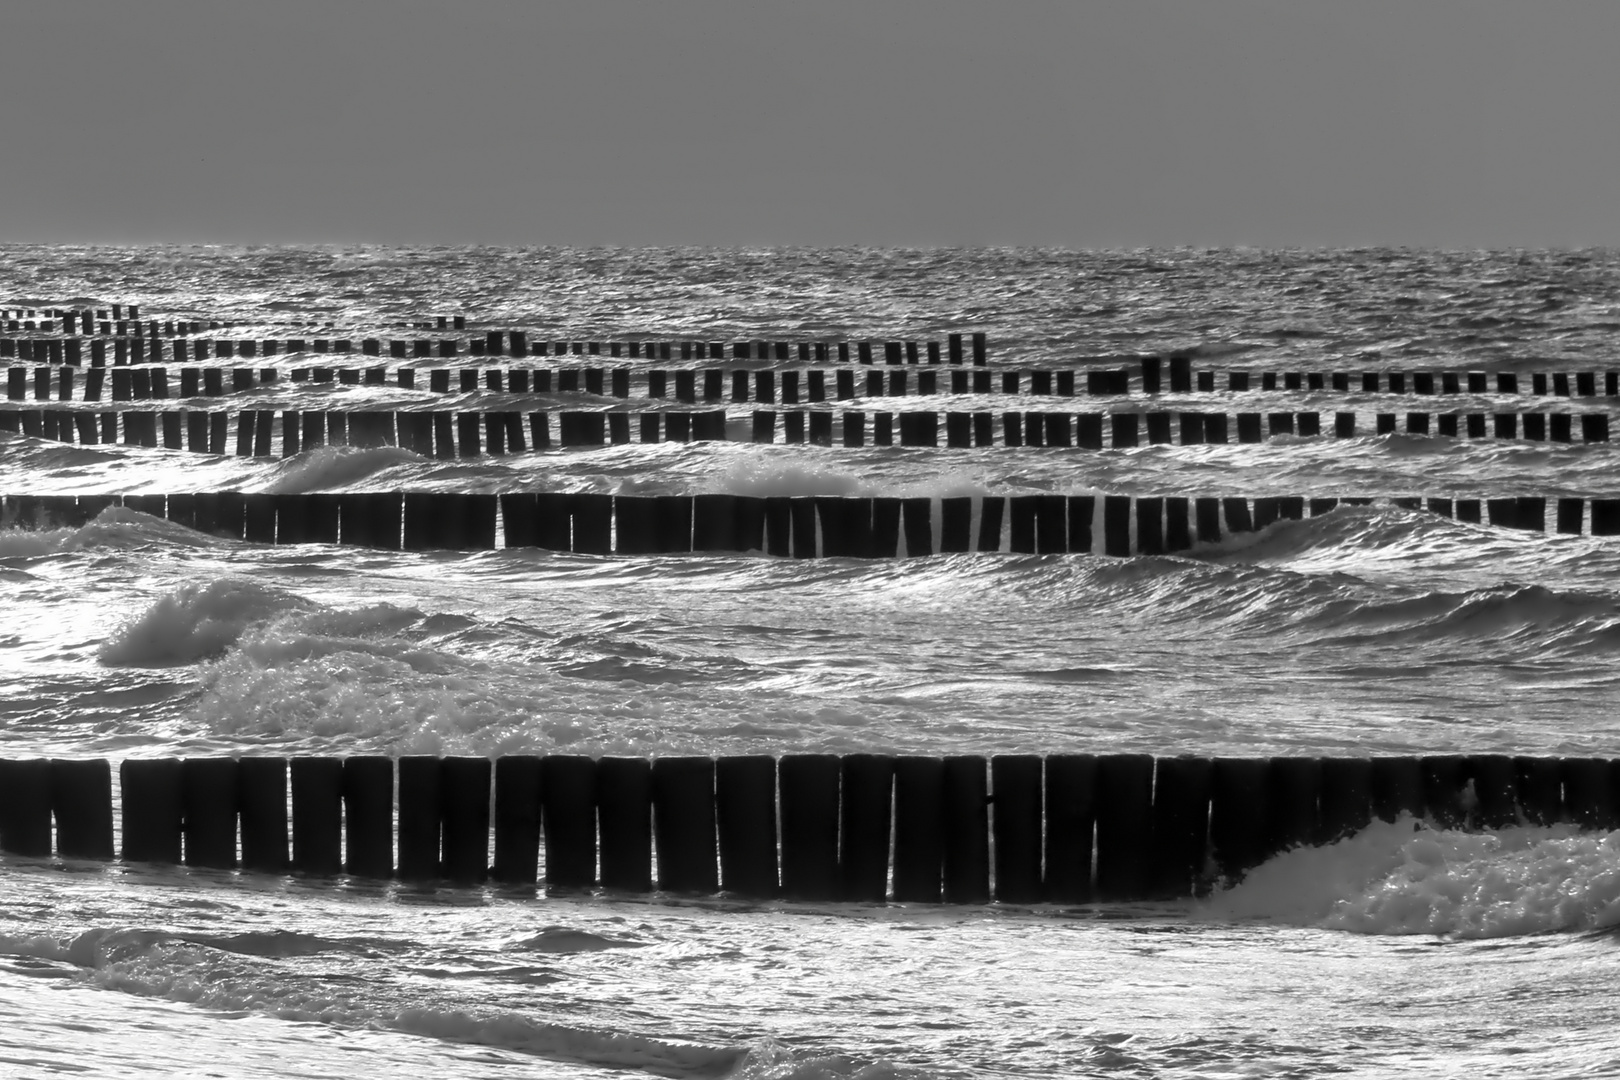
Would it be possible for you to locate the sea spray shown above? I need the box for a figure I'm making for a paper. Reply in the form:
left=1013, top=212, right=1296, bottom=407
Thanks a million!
left=191, top=600, right=502, bottom=751
left=1204, top=817, right=1620, bottom=937
left=0, top=505, right=211, bottom=558
left=98, top=578, right=316, bottom=666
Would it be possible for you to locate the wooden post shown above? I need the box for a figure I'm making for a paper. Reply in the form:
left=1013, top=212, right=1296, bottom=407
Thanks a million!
left=651, top=757, right=718, bottom=894
left=991, top=755, right=1043, bottom=903
left=343, top=756, right=394, bottom=877
left=1093, top=754, right=1153, bottom=900
left=492, top=756, right=543, bottom=884
left=892, top=756, right=945, bottom=902
left=779, top=754, right=840, bottom=900
left=840, top=754, right=895, bottom=902
left=121, top=759, right=184, bottom=864
left=290, top=757, right=343, bottom=875
left=541, top=755, right=597, bottom=889
left=50, top=759, right=114, bottom=859
left=1150, top=756, right=1212, bottom=898
left=238, top=757, right=289, bottom=872
left=597, top=757, right=653, bottom=893
left=441, top=756, right=491, bottom=883
left=716, top=755, right=778, bottom=897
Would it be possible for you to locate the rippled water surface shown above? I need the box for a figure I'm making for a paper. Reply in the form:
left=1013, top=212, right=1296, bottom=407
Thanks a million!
left=2, top=246, right=1620, bottom=1078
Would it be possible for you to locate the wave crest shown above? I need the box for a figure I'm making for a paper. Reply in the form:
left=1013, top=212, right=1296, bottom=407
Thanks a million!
left=1205, top=819, right=1620, bottom=937
left=98, top=579, right=316, bottom=666
left=263, top=445, right=421, bottom=494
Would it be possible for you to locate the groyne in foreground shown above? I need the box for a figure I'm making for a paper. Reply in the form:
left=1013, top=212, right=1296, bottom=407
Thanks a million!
left=7, top=753, right=1609, bottom=903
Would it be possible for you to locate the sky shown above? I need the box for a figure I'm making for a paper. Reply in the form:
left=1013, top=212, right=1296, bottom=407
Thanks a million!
left=3, top=1, right=1617, bottom=248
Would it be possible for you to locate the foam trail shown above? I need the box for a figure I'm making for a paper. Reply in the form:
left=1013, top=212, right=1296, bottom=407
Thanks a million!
left=0, top=928, right=748, bottom=1078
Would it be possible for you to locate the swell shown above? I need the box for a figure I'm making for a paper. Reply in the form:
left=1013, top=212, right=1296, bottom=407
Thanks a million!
left=0, top=927, right=747, bottom=1078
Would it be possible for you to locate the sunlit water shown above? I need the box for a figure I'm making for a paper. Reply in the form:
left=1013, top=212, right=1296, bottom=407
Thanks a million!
left=2, top=246, right=1620, bottom=1078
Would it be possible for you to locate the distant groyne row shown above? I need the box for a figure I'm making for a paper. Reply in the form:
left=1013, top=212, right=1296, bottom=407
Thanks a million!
left=3, top=491, right=1612, bottom=551
left=0, top=332, right=989, bottom=366
left=3, top=362, right=1125, bottom=400
left=3, top=753, right=1611, bottom=902
left=1, top=305, right=461, bottom=333
left=8, top=314, right=1618, bottom=402
left=4, top=405, right=1613, bottom=453
left=10, top=362, right=1620, bottom=404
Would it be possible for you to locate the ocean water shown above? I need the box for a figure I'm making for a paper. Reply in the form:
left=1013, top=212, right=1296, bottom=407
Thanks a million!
left=2, top=245, right=1620, bottom=1078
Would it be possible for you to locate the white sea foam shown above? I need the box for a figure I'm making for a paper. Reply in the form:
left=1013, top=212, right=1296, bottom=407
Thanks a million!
left=0, top=526, right=81, bottom=558
left=98, top=578, right=316, bottom=666
left=1205, top=817, right=1620, bottom=937
left=726, top=1040, right=928, bottom=1080
left=189, top=598, right=542, bottom=752
left=0, top=506, right=204, bottom=557
left=711, top=459, right=867, bottom=498
left=197, top=649, right=468, bottom=744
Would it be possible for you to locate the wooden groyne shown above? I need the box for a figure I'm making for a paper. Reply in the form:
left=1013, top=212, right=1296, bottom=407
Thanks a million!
left=9, top=362, right=1620, bottom=406
left=0, top=332, right=988, bottom=366
left=6, top=316, right=1613, bottom=401
left=3, top=492, right=1613, bottom=551
left=3, top=753, right=1610, bottom=902
left=2, top=405, right=1613, bottom=453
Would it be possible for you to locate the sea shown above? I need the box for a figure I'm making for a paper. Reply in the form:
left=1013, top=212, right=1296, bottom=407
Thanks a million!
left=1, top=245, right=1618, bottom=1079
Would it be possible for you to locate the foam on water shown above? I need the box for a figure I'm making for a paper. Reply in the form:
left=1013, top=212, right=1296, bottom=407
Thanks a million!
left=1206, top=818, right=1620, bottom=938
left=725, top=1043, right=932, bottom=1080
left=0, top=506, right=208, bottom=557
left=98, top=578, right=317, bottom=665
left=194, top=600, right=523, bottom=752
left=49, top=508, right=1620, bottom=757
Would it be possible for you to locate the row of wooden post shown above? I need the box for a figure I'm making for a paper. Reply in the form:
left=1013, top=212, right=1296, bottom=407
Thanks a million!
left=5, top=363, right=1124, bottom=402
left=2, top=315, right=467, bottom=336
left=1188, top=367, right=1620, bottom=397
left=1, top=753, right=1613, bottom=902
left=8, top=361, right=1620, bottom=405
left=0, top=333, right=988, bottom=366
left=0, top=407, right=730, bottom=455
left=7, top=318, right=1613, bottom=397
left=0, top=308, right=464, bottom=327
left=5, top=406, right=1613, bottom=453
left=2, top=305, right=141, bottom=324
left=3, top=492, right=1615, bottom=552
left=736, top=409, right=1613, bottom=447
left=3, top=311, right=711, bottom=336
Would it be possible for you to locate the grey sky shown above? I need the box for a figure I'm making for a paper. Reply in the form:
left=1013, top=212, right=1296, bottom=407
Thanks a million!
left=4, top=1, right=1616, bottom=247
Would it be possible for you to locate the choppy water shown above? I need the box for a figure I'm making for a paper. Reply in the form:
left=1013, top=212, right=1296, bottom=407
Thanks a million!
left=3, top=245, right=1620, bottom=1078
